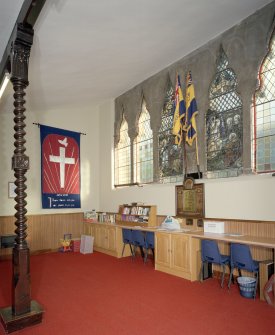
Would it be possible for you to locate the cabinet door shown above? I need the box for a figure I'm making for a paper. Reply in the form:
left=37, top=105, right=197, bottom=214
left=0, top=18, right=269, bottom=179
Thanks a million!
left=89, top=224, right=95, bottom=238
left=101, top=227, right=109, bottom=249
left=107, top=227, right=116, bottom=252
left=171, top=235, right=190, bottom=273
left=155, top=233, right=171, bottom=268
left=94, top=225, right=104, bottom=248
left=94, top=225, right=116, bottom=251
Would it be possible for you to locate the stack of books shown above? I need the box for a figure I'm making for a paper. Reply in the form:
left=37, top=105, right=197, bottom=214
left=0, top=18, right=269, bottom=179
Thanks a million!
left=83, top=210, right=98, bottom=223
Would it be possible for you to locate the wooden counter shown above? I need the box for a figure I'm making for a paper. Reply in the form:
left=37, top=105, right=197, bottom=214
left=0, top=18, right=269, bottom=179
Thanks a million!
left=190, top=231, right=275, bottom=249
left=190, top=231, right=275, bottom=300
left=84, top=221, right=200, bottom=281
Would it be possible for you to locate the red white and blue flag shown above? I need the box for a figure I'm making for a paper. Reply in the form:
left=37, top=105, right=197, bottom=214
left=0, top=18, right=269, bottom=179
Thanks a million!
left=40, top=125, right=81, bottom=209
left=185, top=71, right=198, bottom=146
left=172, top=74, right=186, bottom=145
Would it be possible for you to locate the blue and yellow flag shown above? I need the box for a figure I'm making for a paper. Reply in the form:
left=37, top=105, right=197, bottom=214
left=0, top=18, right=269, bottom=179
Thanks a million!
left=172, top=75, right=186, bottom=145
left=185, top=71, right=198, bottom=146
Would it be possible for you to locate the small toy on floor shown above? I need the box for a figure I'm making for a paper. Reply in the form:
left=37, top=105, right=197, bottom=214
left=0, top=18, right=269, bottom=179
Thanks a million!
left=59, top=233, right=72, bottom=252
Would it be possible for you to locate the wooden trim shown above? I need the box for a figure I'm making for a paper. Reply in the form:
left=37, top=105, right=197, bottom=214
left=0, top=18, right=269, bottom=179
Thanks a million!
left=204, top=217, right=275, bottom=224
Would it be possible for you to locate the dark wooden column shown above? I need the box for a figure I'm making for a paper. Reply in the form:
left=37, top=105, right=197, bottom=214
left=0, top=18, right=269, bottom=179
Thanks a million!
left=0, top=23, right=43, bottom=334
left=11, top=23, right=33, bottom=316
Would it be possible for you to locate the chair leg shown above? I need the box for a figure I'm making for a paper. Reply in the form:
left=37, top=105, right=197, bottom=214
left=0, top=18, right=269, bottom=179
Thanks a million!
left=129, top=244, right=133, bottom=257
left=133, top=246, right=137, bottom=258
left=121, top=243, right=126, bottom=257
left=139, top=246, right=145, bottom=258
left=228, top=264, right=234, bottom=284
left=199, top=262, right=204, bottom=282
left=228, top=267, right=234, bottom=289
left=253, top=271, right=259, bottom=299
left=221, top=265, right=225, bottom=288
left=144, top=248, right=148, bottom=263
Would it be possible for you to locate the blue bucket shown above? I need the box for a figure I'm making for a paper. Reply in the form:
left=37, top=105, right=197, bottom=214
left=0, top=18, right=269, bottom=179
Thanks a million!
left=237, top=276, right=256, bottom=299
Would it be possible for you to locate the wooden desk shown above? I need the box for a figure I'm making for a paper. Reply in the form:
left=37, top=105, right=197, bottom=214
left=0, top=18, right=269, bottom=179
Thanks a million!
left=190, top=231, right=275, bottom=300
left=190, top=231, right=275, bottom=249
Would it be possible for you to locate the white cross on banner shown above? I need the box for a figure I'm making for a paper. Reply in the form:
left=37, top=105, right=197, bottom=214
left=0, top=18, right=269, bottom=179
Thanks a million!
left=40, top=125, right=81, bottom=209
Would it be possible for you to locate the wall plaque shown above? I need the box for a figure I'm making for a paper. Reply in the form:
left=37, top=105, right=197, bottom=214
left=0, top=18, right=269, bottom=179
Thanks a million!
left=176, top=180, right=204, bottom=218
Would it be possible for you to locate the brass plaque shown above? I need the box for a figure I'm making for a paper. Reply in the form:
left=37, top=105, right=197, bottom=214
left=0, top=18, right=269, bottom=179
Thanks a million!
left=183, top=190, right=196, bottom=212
left=176, top=183, right=204, bottom=218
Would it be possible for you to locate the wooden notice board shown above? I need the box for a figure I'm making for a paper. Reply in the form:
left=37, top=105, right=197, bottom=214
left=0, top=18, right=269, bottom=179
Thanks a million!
left=176, top=181, right=204, bottom=218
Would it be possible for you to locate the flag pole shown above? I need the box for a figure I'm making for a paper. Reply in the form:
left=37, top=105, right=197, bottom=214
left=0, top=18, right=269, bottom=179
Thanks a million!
left=183, top=131, right=187, bottom=179
left=180, top=74, right=186, bottom=180
left=195, top=136, right=201, bottom=178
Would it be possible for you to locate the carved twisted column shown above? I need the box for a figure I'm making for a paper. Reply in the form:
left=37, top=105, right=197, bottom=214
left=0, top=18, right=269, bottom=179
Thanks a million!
left=0, top=23, right=43, bottom=333
left=10, top=24, right=32, bottom=317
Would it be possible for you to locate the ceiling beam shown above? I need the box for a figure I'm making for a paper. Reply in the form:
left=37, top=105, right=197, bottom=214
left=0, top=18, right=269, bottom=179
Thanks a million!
left=0, top=0, right=46, bottom=83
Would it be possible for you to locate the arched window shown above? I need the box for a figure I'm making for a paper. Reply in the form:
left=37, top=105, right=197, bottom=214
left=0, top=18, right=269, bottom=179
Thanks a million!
left=206, top=46, right=243, bottom=178
left=114, top=114, right=131, bottom=186
left=158, top=82, right=183, bottom=182
left=133, top=100, right=153, bottom=183
left=252, top=31, right=275, bottom=173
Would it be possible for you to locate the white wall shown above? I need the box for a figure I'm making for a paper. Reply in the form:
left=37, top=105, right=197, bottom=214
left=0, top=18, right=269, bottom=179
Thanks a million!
left=99, top=99, right=275, bottom=221
left=1, top=89, right=274, bottom=221
left=204, top=174, right=275, bottom=220
left=0, top=84, right=100, bottom=215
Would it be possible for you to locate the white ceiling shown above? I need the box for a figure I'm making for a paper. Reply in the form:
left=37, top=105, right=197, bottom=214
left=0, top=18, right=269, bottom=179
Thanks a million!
left=0, top=0, right=273, bottom=111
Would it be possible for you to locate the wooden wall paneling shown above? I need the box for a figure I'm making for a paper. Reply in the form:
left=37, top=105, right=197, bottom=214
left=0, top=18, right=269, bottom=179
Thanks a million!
left=225, top=220, right=275, bottom=261
left=0, top=213, right=84, bottom=258
left=52, top=213, right=84, bottom=250
left=0, top=216, right=15, bottom=235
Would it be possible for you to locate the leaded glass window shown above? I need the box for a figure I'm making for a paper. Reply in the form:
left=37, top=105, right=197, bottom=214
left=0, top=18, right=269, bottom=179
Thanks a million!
left=206, top=47, right=243, bottom=177
left=114, top=115, right=131, bottom=185
left=133, top=101, right=153, bottom=183
left=252, top=31, right=275, bottom=173
left=158, top=82, right=183, bottom=182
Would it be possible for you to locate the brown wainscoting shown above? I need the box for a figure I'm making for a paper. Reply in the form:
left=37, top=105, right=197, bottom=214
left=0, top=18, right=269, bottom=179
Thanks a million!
left=2, top=213, right=275, bottom=264
left=205, top=218, right=275, bottom=261
left=0, top=213, right=84, bottom=258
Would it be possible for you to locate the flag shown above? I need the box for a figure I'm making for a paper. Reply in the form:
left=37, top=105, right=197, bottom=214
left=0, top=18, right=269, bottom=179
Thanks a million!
left=172, top=75, right=186, bottom=145
left=185, top=71, right=198, bottom=146
left=40, top=125, right=81, bottom=209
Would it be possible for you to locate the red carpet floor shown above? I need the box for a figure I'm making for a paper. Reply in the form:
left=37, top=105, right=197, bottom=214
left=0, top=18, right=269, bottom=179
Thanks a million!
left=0, top=252, right=274, bottom=335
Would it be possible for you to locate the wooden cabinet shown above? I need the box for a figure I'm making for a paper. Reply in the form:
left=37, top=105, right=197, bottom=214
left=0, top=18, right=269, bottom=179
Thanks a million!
left=94, top=225, right=116, bottom=252
left=116, top=205, right=157, bottom=227
left=155, top=232, right=191, bottom=280
left=83, top=222, right=129, bottom=258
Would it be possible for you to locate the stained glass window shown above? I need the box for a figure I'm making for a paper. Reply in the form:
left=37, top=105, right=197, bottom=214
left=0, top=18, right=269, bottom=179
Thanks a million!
left=252, top=31, right=275, bottom=173
left=114, top=115, right=131, bottom=185
left=158, top=83, right=183, bottom=182
left=133, top=101, right=153, bottom=183
left=206, top=47, right=243, bottom=177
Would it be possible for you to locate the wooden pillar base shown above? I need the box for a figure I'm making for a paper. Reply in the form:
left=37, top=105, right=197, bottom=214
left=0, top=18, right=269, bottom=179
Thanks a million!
left=0, top=300, right=43, bottom=334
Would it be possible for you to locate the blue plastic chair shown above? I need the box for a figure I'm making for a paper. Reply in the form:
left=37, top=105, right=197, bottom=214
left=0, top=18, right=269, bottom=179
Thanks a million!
left=132, top=230, right=146, bottom=261
left=121, top=229, right=133, bottom=257
left=200, top=239, right=230, bottom=288
left=144, top=231, right=155, bottom=263
left=228, top=243, right=259, bottom=299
